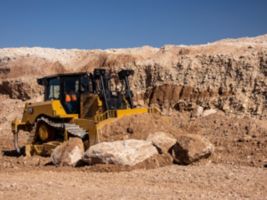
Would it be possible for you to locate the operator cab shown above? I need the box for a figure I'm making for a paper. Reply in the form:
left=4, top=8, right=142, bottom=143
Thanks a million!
left=37, top=72, right=87, bottom=114
left=37, top=69, right=135, bottom=116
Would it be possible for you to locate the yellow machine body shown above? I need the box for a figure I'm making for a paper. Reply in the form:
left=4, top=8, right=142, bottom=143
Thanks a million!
left=22, top=100, right=78, bottom=123
left=11, top=69, right=157, bottom=156
left=12, top=99, right=150, bottom=156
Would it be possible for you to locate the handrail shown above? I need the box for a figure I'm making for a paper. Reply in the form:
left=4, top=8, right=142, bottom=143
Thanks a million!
left=94, top=110, right=117, bottom=123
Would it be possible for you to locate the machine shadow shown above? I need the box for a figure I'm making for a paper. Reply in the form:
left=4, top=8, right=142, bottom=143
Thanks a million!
left=2, top=146, right=25, bottom=157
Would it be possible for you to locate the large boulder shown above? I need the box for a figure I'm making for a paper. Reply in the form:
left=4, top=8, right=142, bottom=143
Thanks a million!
left=171, top=134, right=214, bottom=165
left=146, top=132, right=176, bottom=154
left=83, top=139, right=158, bottom=166
left=51, top=138, right=84, bottom=167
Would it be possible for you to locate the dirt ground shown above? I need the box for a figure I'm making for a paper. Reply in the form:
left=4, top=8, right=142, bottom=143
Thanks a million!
left=0, top=164, right=266, bottom=200
left=0, top=108, right=266, bottom=199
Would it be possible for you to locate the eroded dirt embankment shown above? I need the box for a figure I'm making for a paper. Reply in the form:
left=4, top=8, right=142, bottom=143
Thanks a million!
left=0, top=35, right=267, bottom=118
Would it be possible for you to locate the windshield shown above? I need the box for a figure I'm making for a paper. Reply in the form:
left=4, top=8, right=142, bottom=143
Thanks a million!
left=109, top=76, right=123, bottom=96
left=62, top=77, right=80, bottom=114
left=64, top=77, right=79, bottom=94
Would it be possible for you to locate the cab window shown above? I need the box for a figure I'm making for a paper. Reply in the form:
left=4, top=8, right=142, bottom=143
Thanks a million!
left=62, top=77, right=80, bottom=114
left=47, top=78, right=60, bottom=100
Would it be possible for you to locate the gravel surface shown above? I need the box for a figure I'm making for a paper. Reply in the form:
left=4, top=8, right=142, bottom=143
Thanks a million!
left=0, top=164, right=266, bottom=200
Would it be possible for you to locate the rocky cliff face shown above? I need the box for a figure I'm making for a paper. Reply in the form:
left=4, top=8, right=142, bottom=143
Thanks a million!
left=144, top=49, right=267, bottom=118
left=0, top=35, right=266, bottom=118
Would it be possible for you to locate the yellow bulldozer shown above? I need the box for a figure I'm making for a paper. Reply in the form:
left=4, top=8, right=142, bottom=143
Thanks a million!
left=12, top=68, right=155, bottom=156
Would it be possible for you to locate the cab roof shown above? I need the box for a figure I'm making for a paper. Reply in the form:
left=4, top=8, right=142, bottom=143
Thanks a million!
left=37, top=72, right=88, bottom=85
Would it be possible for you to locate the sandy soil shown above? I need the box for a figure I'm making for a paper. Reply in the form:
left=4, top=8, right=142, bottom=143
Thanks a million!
left=0, top=111, right=266, bottom=199
left=0, top=164, right=266, bottom=200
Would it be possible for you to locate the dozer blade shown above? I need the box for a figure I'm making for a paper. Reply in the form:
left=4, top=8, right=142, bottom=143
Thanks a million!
left=25, top=141, right=62, bottom=157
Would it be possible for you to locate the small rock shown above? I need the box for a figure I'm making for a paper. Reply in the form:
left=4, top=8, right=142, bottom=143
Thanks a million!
left=202, top=109, right=217, bottom=117
left=171, top=134, right=214, bottom=165
left=134, top=153, right=173, bottom=169
left=191, top=106, right=204, bottom=118
left=126, top=127, right=134, bottom=134
left=51, top=138, right=84, bottom=167
left=83, top=139, right=158, bottom=166
left=237, top=138, right=244, bottom=142
left=147, top=132, right=176, bottom=154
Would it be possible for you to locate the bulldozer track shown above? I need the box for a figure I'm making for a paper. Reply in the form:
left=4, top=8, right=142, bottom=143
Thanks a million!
left=27, top=117, right=87, bottom=144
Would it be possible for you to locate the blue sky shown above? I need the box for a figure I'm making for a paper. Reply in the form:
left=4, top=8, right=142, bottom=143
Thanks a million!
left=0, top=0, right=266, bottom=49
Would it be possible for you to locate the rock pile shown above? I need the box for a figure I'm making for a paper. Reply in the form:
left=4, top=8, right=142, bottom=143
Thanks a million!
left=50, top=133, right=214, bottom=167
